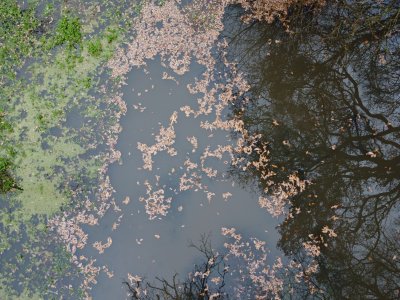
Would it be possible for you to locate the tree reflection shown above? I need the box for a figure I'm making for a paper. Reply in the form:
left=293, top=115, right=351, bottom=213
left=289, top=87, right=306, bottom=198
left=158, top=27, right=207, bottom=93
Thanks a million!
left=226, top=1, right=400, bottom=298
left=124, top=235, right=229, bottom=300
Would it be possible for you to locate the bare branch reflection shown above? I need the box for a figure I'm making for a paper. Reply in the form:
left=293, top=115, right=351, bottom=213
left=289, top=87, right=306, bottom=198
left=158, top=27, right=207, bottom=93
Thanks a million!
left=226, top=1, right=400, bottom=298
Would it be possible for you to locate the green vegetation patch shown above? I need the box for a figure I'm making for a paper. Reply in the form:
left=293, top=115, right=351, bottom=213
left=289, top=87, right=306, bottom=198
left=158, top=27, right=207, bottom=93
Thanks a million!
left=54, top=15, right=82, bottom=49
left=0, top=113, right=19, bottom=193
left=0, top=0, right=136, bottom=298
left=88, top=38, right=103, bottom=57
left=0, top=0, right=41, bottom=83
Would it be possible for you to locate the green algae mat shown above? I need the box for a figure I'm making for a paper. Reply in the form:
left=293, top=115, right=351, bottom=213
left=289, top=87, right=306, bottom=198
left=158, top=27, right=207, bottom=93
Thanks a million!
left=0, top=0, right=135, bottom=297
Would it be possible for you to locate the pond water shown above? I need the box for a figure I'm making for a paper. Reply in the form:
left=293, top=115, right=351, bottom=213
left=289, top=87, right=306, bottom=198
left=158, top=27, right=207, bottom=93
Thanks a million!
left=1, top=0, right=399, bottom=299
left=84, top=57, right=282, bottom=299
left=218, top=3, right=400, bottom=299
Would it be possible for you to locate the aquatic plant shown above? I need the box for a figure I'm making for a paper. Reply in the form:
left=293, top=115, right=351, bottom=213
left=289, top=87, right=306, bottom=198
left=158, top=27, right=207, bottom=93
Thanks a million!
left=87, top=39, right=103, bottom=57
left=0, top=158, right=17, bottom=193
left=0, top=0, right=41, bottom=83
left=54, top=15, right=82, bottom=49
left=0, top=112, right=18, bottom=193
left=0, top=0, right=133, bottom=297
left=105, top=28, right=119, bottom=44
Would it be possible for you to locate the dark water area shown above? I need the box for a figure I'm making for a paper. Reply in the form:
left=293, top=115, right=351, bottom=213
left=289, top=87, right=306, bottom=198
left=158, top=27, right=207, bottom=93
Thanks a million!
left=66, top=107, right=85, bottom=130
left=220, top=2, right=400, bottom=299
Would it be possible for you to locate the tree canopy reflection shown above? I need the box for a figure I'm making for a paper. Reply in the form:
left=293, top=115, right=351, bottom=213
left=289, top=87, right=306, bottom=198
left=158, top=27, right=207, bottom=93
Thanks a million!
left=226, top=1, right=400, bottom=298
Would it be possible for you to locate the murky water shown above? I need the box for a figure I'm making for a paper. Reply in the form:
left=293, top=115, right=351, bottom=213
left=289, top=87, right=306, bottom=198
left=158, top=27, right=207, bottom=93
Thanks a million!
left=2, top=1, right=399, bottom=298
left=221, top=3, right=400, bottom=298
left=73, top=2, right=400, bottom=298
left=83, top=57, right=282, bottom=299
